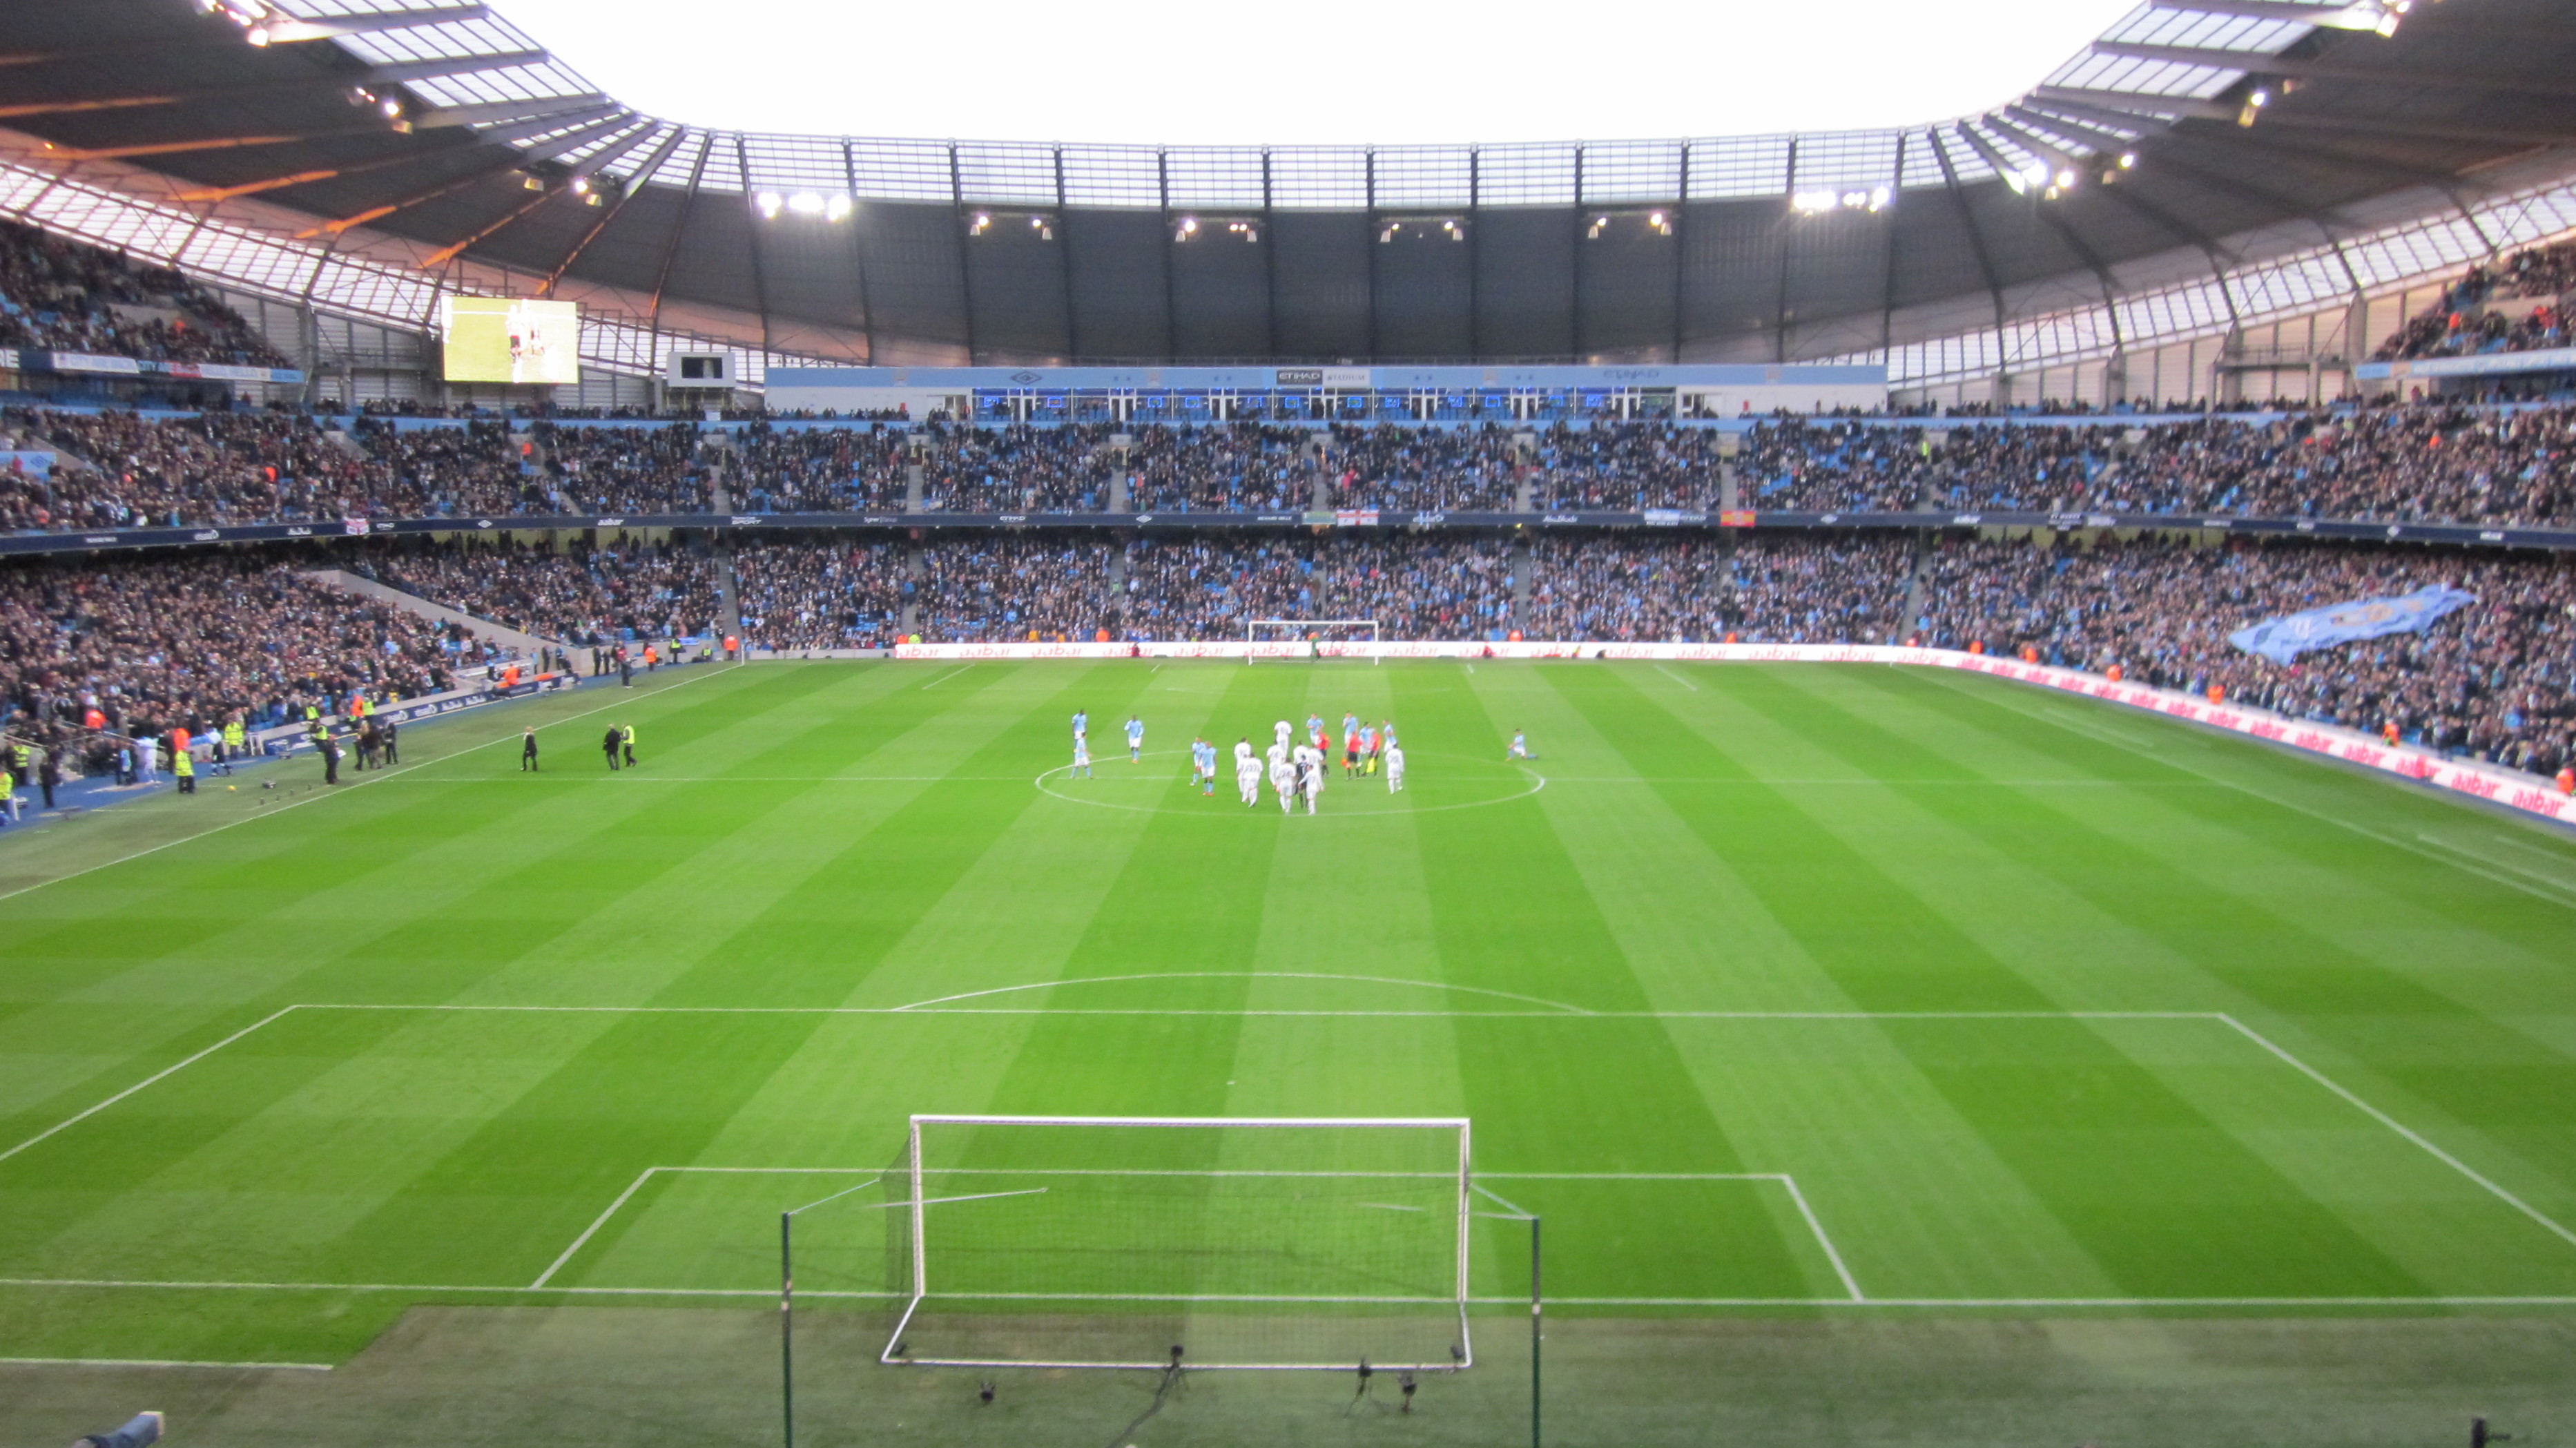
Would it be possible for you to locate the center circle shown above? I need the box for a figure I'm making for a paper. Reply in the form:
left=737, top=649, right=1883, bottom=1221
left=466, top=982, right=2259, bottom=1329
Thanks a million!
left=1034, top=747, right=1544, bottom=817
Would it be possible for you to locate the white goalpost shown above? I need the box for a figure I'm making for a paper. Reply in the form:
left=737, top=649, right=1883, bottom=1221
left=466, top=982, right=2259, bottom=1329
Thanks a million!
left=882, top=1114, right=1473, bottom=1372
left=1244, top=618, right=1382, bottom=664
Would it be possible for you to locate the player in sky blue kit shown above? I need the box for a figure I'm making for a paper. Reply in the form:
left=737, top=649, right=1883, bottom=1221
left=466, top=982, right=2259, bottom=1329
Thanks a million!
left=1072, top=709, right=1088, bottom=745
left=1306, top=712, right=1325, bottom=746
left=1507, top=729, right=1530, bottom=760
left=1192, top=736, right=1217, bottom=795
left=1125, top=715, right=1145, bottom=763
left=1072, top=735, right=1092, bottom=778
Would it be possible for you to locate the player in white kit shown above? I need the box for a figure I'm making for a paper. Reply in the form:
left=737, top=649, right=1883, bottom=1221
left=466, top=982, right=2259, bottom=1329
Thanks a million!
left=1274, top=720, right=1292, bottom=752
left=1268, top=753, right=1297, bottom=813
left=1291, top=742, right=1324, bottom=815
left=1236, top=744, right=1264, bottom=806
left=1385, top=741, right=1405, bottom=793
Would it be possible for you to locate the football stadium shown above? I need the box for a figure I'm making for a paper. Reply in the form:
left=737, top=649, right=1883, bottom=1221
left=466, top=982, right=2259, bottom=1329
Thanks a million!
left=4, top=1, right=2576, bottom=1445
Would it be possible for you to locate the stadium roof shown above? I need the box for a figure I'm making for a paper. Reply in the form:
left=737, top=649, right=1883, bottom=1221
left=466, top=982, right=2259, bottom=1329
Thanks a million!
left=3, top=0, right=2574, bottom=368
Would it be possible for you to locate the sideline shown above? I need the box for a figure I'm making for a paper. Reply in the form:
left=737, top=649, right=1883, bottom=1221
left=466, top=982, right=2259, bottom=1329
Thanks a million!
left=0, top=664, right=744, bottom=909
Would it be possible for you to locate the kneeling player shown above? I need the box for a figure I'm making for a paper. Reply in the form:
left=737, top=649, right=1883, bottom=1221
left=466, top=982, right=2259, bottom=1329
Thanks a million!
left=1386, top=741, right=1405, bottom=793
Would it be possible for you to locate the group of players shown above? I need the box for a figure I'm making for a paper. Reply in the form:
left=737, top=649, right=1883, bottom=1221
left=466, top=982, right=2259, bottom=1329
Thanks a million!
left=1069, top=708, right=1403, bottom=814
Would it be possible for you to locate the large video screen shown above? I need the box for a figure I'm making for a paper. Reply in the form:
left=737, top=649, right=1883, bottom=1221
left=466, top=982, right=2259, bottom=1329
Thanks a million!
left=441, top=296, right=580, bottom=385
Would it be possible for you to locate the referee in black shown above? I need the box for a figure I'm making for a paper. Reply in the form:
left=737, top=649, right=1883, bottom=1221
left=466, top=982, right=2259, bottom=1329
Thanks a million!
left=521, top=726, right=540, bottom=771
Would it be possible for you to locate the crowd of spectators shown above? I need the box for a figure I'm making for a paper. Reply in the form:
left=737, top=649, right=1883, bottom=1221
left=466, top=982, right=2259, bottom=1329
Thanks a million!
left=1745, top=405, right=2576, bottom=524
left=916, top=536, right=1118, bottom=641
left=0, top=554, right=453, bottom=766
left=1917, top=538, right=2576, bottom=778
left=730, top=425, right=909, bottom=512
left=1526, top=536, right=1916, bottom=644
left=0, top=220, right=291, bottom=369
left=358, top=541, right=722, bottom=645
left=7, top=403, right=2576, bottom=532
left=2374, top=239, right=2576, bottom=363
left=733, top=539, right=907, bottom=650
left=922, top=423, right=1120, bottom=513
left=1121, top=537, right=1514, bottom=639
left=1132, top=424, right=1315, bottom=512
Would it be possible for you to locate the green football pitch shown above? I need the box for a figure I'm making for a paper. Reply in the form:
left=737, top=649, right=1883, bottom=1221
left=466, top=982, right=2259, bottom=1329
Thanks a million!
left=5, top=658, right=2576, bottom=1447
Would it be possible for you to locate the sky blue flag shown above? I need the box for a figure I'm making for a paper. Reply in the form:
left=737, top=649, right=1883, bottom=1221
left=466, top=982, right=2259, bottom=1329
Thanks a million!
left=2228, top=583, right=2477, bottom=665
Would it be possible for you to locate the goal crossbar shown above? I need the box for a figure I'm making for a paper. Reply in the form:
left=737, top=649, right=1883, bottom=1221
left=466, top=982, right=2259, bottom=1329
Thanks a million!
left=889, top=1114, right=1472, bottom=1371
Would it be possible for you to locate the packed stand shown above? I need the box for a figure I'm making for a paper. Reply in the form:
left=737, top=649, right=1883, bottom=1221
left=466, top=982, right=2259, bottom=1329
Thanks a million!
left=916, top=537, right=1119, bottom=641
left=1120, top=537, right=1515, bottom=640
left=3, top=409, right=387, bottom=528
left=2376, top=238, right=2576, bottom=362
left=730, top=425, right=909, bottom=512
left=1917, top=538, right=2576, bottom=778
left=733, top=539, right=909, bottom=650
left=1130, top=423, right=1315, bottom=512
left=921, top=423, right=1118, bottom=512
left=0, top=220, right=291, bottom=369
left=1324, top=425, right=1518, bottom=512
left=0, top=554, right=452, bottom=776
left=1747, top=406, right=2576, bottom=525
left=360, top=541, right=722, bottom=644
left=1525, top=536, right=1916, bottom=644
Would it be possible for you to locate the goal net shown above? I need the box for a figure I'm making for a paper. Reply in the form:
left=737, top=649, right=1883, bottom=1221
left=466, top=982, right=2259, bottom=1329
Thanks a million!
left=883, top=1115, right=1471, bottom=1371
left=1245, top=618, right=1381, bottom=663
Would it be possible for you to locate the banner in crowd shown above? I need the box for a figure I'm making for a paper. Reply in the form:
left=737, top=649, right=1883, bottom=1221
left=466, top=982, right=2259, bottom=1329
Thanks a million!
left=2227, top=584, right=2476, bottom=664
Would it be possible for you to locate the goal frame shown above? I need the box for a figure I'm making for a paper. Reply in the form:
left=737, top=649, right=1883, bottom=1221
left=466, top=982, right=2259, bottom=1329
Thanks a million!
left=887, top=1113, right=1473, bottom=1372
left=1243, top=618, right=1382, bottom=664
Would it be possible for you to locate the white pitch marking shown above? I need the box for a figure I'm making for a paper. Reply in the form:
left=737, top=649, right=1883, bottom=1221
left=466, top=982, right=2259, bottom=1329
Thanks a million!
left=532, top=1166, right=663, bottom=1288
left=1926, top=670, right=2576, bottom=908
left=1653, top=664, right=1700, bottom=692
left=0, top=663, right=744, bottom=908
left=1779, top=1175, right=1865, bottom=1302
left=892, top=970, right=1597, bottom=1016
left=0, top=1005, right=300, bottom=1167
left=918, top=666, right=974, bottom=691
left=0, top=1356, right=332, bottom=1371
left=5, top=1275, right=2575, bottom=1309
left=786, top=1175, right=882, bottom=1215
left=2217, top=1014, right=2576, bottom=1253
left=1470, top=1181, right=1535, bottom=1219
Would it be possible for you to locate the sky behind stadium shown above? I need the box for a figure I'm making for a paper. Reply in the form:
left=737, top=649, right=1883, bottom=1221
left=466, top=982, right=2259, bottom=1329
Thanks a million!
left=487, top=0, right=2142, bottom=146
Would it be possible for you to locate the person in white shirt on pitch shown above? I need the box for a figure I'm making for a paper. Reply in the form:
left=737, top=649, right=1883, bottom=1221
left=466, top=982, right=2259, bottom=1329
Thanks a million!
left=1269, top=752, right=1297, bottom=813
left=1236, top=742, right=1265, bottom=806
left=1385, top=741, right=1405, bottom=793
left=1274, top=720, right=1293, bottom=753
left=1292, top=742, right=1324, bottom=815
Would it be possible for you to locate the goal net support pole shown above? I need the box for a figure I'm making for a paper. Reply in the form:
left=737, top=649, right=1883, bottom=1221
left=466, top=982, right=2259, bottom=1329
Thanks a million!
left=1243, top=619, right=1382, bottom=664
left=886, top=1113, right=1472, bottom=1371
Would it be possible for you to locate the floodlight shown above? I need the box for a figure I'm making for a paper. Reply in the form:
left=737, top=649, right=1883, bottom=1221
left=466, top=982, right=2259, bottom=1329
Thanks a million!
left=378, top=97, right=402, bottom=118
left=244, top=24, right=270, bottom=44
left=755, top=191, right=784, bottom=219
left=2249, top=88, right=2271, bottom=107
left=571, top=176, right=591, bottom=195
left=787, top=192, right=824, bottom=214
left=2118, top=153, right=2137, bottom=168
left=826, top=195, right=853, bottom=220
left=1866, top=185, right=1892, bottom=212
left=1790, top=190, right=1837, bottom=214
left=2054, top=168, right=2077, bottom=189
